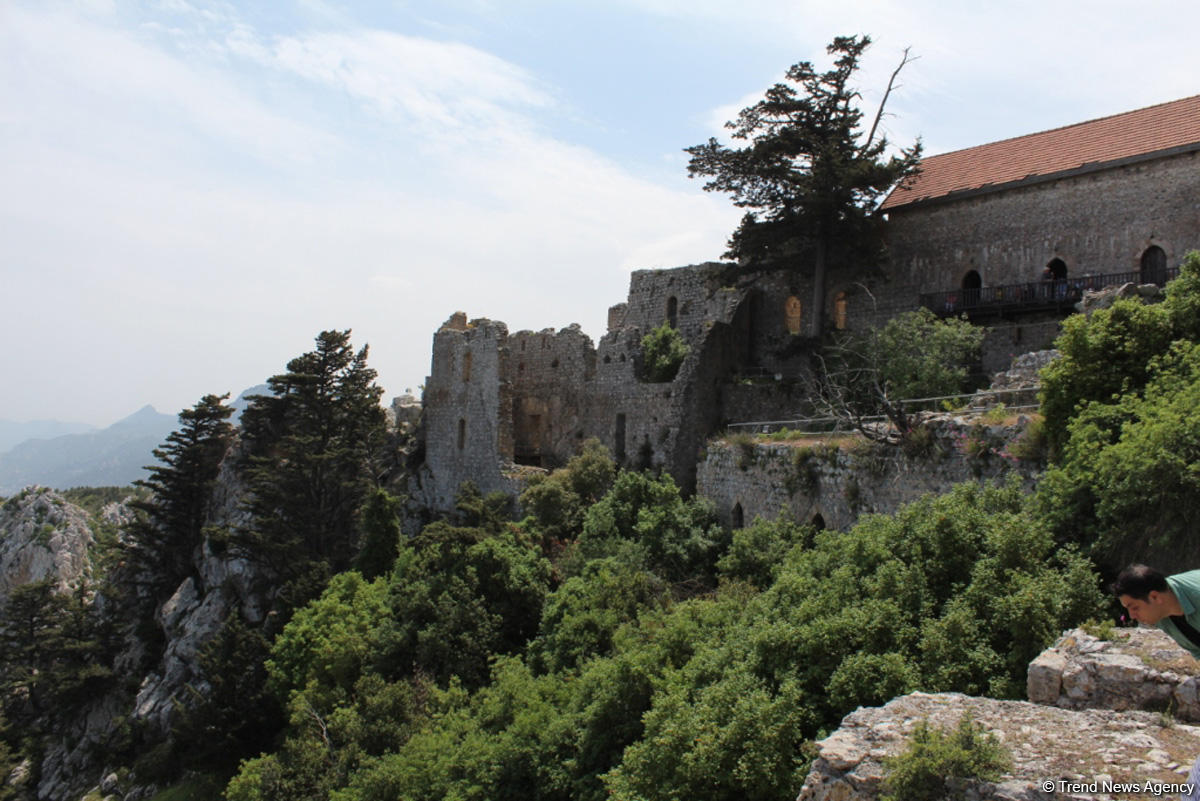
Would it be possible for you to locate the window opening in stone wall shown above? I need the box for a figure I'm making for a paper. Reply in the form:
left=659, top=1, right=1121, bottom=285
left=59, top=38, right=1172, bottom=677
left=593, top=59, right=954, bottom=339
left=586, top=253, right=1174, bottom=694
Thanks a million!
left=961, top=270, right=982, bottom=307
left=1141, top=245, right=1168, bottom=285
left=551, top=359, right=559, bottom=369
left=457, top=418, right=466, bottom=450
left=666, top=296, right=678, bottom=329
left=614, top=413, right=627, bottom=462
left=731, top=503, right=744, bottom=529
left=833, top=292, right=848, bottom=329
left=462, top=351, right=472, bottom=382
left=785, top=295, right=803, bottom=335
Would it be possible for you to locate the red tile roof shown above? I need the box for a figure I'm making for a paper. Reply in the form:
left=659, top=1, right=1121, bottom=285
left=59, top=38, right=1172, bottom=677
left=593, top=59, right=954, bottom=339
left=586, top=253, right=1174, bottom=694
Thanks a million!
left=880, top=94, right=1200, bottom=211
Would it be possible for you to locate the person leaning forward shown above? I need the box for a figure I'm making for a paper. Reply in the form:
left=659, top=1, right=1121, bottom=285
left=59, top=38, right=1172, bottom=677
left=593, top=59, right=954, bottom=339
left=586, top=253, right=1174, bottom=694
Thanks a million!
left=1113, top=564, right=1200, bottom=659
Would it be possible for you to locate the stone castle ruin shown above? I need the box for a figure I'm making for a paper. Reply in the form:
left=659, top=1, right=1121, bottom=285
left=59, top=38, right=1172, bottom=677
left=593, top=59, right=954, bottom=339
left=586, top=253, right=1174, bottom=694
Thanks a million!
left=411, top=95, right=1200, bottom=513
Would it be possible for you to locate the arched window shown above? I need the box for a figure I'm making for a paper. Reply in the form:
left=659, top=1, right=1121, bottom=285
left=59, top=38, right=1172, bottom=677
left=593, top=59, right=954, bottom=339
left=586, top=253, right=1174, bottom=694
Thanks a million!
left=731, top=503, right=744, bottom=529
left=666, top=296, right=678, bottom=329
left=833, top=292, right=848, bottom=330
left=1141, top=246, right=1168, bottom=285
left=785, top=295, right=803, bottom=335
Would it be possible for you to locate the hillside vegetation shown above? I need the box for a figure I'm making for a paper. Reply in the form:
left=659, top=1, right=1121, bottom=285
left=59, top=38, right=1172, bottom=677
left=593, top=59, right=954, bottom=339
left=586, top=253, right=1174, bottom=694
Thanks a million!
left=1, top=253, right=1199, bottom=801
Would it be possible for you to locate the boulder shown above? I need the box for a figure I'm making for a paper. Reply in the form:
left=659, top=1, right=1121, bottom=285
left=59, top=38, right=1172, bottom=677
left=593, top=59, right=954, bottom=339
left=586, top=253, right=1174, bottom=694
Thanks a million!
left=796, top=691, right=1200, bottom=801
left=1027, top=627, right=1200, bottom=721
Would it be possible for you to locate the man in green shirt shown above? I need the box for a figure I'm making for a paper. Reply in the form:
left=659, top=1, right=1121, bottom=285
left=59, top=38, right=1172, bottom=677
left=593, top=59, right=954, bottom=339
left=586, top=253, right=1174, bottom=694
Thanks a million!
left=1112, top=564, right=1200, bottom=659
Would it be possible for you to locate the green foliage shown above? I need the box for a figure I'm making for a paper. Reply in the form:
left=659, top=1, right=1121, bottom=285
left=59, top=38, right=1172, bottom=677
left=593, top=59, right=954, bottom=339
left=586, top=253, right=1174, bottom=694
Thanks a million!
left=267, top=571, right=392, bottom=710
left=353, top=489, right=404, bottom=581
left=124, top=394, right=234, bottom=605
left=143, top=774, right=227, bottom=801
left=881, top=715, right=1010, bottom=801
left=172, top=616, right=283, bottom=774
left=520, top=439, right=616, bottom=544
left=1005, top=415, right=1047, bottom=464
left=0, top=579, right=114, bottom=721
left=639, top=322, right=690, bottom=383
left=1080, top=617, right=1118, bottom=641
left=817, top=309, right=984, bottom=437
left=717, top=516, right=811, bottom=589
left=873, top=310, right=985, bottom=401
left=238, top=330, right=387, bottom=592
left=380, top=520, right=552, bottom=689
left=1040, top=250, right=1200, bottom=454
left=1040, top=337, right=1200, bottom=565
left=527, top=558, right=667, bottom=673
left=573, top=470, right=727, bottom=585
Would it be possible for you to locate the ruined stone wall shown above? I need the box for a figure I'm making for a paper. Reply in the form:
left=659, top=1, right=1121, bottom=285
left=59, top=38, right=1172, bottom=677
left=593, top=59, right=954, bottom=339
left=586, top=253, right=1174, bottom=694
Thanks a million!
left=507, top=325, right=595, bottom=468
left=420, top=315, right=518, bottom=510
left=886, top=150, right=1200, bottom=297
left=696, top=415, right=1042, bottom=531
left=619, top=262, right=731, bottom=341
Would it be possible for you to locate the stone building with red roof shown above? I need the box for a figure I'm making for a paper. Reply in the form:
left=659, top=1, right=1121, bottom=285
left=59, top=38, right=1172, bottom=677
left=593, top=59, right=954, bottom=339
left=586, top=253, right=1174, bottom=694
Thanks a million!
left=877, top=95, right=1200, bottom=369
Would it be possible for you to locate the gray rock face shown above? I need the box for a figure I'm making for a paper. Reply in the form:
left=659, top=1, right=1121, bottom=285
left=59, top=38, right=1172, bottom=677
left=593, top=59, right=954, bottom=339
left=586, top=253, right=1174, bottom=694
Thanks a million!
left=1028, top=627, right=1200, bottom=721
left=1076, top=282, right=1164, bottom=315
left=0, top=487, right=94, bottom=603
left=129, top=442, right=270, bottom=738
left=796, top=692, right=1200, bottom=801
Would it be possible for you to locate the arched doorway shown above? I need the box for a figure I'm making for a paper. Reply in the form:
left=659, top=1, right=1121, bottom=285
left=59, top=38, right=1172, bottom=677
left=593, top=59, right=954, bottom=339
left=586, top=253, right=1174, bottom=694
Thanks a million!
left=731, top=503, right=744, bottom=529
left=1141, top=246, right=1168, bottom=285
left=811, top=513, right=826, bottom=531
left=961, top=270, right=982, bottom=308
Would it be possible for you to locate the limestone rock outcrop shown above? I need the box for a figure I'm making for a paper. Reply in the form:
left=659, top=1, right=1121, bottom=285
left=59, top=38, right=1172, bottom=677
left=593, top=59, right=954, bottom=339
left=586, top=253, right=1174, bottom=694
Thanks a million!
left=1028, top=627, right=1200, bottom=721
left=797, top=692, right=1200, bottom=801
left=0, top=486, right=95, bottom=603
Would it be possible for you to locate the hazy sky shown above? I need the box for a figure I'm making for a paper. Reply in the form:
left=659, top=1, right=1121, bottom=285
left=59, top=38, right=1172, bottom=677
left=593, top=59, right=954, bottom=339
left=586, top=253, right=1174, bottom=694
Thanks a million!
left=3, top=0, right=1199, bottom=426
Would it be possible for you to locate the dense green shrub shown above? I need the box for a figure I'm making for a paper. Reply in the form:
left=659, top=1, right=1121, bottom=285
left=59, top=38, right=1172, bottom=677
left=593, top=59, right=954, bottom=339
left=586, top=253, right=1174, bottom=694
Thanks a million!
left=882, top=715, right=1010, bottom=801
left=1040, top=250, right=1200, bottom=455
left=1040, top=339, right=1200, bottom=566
left=639, top=322, right=690, bottom=382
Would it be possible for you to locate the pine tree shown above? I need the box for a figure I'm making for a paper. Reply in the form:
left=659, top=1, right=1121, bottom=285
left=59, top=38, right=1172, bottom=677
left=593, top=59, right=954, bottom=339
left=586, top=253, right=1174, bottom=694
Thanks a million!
left=685, top=35, right=921, bottom=335
left=237, top=330, right=387, bottom=587
left=124, top=393, right=235, bottom=601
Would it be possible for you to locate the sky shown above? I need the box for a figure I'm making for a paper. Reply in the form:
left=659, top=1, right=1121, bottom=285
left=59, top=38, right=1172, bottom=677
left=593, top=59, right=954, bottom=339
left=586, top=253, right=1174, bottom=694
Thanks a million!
left=3, top=0, right=1199, bottom=427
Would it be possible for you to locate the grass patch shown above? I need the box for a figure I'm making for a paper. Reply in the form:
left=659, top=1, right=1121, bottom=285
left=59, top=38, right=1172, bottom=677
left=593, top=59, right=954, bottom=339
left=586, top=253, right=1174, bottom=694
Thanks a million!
left=145, top=774, right=228, bottom=801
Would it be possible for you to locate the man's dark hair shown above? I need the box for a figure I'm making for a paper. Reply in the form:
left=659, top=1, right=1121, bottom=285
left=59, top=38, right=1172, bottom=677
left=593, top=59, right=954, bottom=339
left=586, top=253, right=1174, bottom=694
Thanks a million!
left=1112, top=564, right=1169, bottom=600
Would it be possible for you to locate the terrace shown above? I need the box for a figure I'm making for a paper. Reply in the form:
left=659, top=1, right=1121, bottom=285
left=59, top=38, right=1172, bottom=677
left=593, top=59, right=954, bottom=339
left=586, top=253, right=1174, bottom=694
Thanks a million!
left=919, top=266, right=1178, bottom=320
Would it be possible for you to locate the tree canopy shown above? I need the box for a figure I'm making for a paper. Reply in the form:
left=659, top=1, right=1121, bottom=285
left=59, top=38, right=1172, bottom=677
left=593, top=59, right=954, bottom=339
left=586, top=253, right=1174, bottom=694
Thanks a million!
left=685, top=35, right=921, bottom=335
left=237, top=330, right=387, bottom=597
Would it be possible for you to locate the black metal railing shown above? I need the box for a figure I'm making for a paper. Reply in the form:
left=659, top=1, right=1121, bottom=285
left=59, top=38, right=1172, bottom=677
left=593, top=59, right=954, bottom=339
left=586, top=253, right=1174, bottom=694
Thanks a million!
left=920, top=266, right=1179, bottom=318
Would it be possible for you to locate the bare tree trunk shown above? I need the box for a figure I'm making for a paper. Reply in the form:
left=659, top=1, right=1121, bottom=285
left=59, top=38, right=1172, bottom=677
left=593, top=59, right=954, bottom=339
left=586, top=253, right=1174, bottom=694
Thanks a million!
left=809, top=238, right=827, bottom=337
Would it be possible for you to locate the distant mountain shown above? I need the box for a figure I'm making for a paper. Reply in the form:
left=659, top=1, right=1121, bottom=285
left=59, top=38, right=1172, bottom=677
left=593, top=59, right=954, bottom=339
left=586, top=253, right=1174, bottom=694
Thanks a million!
left=0, top=405, right=177, bottom=495
left=0, top=419, right=96, bottom=454
left=231, top=384, right=271, bottom=420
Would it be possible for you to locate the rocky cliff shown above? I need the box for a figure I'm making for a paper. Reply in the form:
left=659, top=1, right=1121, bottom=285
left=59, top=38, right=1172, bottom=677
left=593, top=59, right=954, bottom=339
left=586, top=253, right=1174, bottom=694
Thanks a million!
left=0, top=487, right=96, bottom=603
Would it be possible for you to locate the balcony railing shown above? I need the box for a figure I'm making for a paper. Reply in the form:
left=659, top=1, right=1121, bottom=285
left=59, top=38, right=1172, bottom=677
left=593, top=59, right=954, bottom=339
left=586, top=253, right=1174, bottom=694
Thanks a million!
left=920, top=267, right=1179, bottom=318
